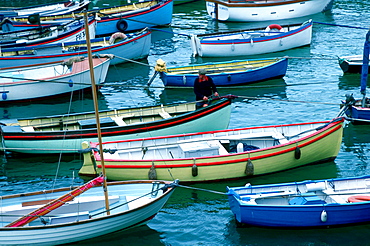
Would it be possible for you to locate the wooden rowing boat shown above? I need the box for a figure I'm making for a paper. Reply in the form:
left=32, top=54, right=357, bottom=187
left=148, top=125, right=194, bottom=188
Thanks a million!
left=0, top=55, right=111, bottom=102
left=0, top=96, right=234, bottom=154
left=0, top=28, right=151, bottom=68
left=191, top=20, right=312, bottom=57
left=11, top=0, right=173, bottom=36
left=0, top=17, right=96, bottom=48
left=157, top=57, right=288, bottom=87
left=79, top=117, right=344, bottom=183
left=228, top=175, right=370, bottom=227
left=0, top=179, right=177, bottom=245
left=205, top=0, right=334, bottom=22
left=338, top=55, right=370, bottom=73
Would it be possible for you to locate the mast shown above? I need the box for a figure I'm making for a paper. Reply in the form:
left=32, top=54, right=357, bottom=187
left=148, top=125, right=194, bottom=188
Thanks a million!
left=360, top=29, right=370, bottom=107
left=83, top=11, right=110, bottom=215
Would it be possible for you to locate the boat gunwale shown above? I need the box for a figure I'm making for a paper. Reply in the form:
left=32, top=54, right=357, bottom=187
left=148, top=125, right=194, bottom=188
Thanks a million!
left=199, top=21, right=312, bottom=45
left=205, top=0, right=315, bottom=8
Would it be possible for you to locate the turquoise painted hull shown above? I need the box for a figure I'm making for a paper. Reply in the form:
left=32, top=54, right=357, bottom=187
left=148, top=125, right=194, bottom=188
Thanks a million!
left=0, top=97, right=233, bottom=154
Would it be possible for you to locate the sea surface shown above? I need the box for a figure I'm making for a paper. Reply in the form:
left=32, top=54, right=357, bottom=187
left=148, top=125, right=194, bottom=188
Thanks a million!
left=1, top=0, right=370, bottom=245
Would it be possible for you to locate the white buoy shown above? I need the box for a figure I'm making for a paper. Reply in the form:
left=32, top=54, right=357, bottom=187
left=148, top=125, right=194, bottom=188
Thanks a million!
left=237, top=143, right=244, bottom=153
left=320, top=210, right=327, bottom=222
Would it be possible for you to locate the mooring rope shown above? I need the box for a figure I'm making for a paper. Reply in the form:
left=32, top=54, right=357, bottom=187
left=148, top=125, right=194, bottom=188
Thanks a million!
left=236, top=95, right=340, bottom=106
left=114, top=55, right=154, bottom=67
left=91, top=181, right=179, bottom=217
left=313, top=21, right=368, bottom=30
left=176, top=184, right=227, bottom=195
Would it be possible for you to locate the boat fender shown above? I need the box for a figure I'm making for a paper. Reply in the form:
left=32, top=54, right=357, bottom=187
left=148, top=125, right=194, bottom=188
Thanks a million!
left=320, top=210, right=327, bottom=222
left=0, top=18, right=13, bottom=32
left=265, top=24, right=284, bottom=33
left=183, top=75, right=186, bottom=85
left=154, top=59, right=167, bottom=72
left=190, top=35, right=198, bottom=56
left=2, top=92, right=7, bottom=100
left=245, top=159, right=254, bottom=176
left=192, top=162, right=198, bottom=177
left=227, top=75, right=231, bottom=81
left=294, top=146, right=301, bottom=159
left=116, top=19, right=128, bottom=32
left=28, top=13, right=40, bottom=25
left=347, top=195, right=370, bottom=203
left=237, top=143, right=244, bottom=153
left=109, top=32, right=127, bottom=45
left=148, top=162, right=157, bottom=180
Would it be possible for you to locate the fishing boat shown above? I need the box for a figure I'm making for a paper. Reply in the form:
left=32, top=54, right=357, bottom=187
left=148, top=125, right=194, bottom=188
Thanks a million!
left=0, top=96, right=234, bottom=154
left=11, top=0, right=174, bottom=36
left=191, top=20, right=312, bottom=57
left=0, top=176, right=178, bottom=245
left=79, top=117, right=344, bottom=182
left=0, top=28, right=151, bottom=68
left=227, top=175, right=370, bottom=228
left=340, top=30, right=370, bottom=123
left=338, top=55, right=370, bottom=73
left=156, top=57, right=288, bottom=87
left=0, top=55, right=111, bottom=102
left=205, top=0, right=334, bottom=22
left=0, top=17, right=96, bottom=48
left=0, top=0, right=90, bottom=18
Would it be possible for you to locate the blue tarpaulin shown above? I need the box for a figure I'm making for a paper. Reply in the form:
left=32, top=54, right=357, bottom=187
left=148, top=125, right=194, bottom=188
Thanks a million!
left=360, top=30, right=370, bottom=95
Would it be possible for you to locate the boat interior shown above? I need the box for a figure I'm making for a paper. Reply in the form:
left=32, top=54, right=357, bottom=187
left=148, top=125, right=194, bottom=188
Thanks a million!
left=101, top=123, right=319, bottom=160
left=166, top=59, right=280, bottom=75
left=0, top=182, right=164, bottom=227
left=0, top=102, right=195, bottom=133
left=0, top=63, right=70, bottom=84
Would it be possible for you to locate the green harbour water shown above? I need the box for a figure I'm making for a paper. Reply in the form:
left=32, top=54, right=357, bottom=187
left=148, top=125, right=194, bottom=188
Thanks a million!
left=1, top=0, right=370, bottom=245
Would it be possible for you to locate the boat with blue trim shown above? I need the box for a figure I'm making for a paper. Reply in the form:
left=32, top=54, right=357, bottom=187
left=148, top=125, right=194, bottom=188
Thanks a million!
left=228, top=175, right=370, bottom=228
left=191, top=20, right=312, bottom=57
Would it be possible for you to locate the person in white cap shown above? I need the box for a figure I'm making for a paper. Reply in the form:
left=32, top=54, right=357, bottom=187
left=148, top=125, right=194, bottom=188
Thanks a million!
left=193, top=68, right=219, bottom=108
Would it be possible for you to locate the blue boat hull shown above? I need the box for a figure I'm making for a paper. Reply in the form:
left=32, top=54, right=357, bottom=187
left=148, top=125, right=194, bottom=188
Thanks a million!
left=343, top=97, right=370, bottom=123
left=0, top=29, right=151, bottom=68
left=346, top=107, right=370, bottom=121
left=229, top=197, right=370, bottom=227
left=95, top=0, right=173, bottom=36
left=9, top=0, right=173, bottom=36
left=228, top=175, right=370, bottom=228
left=160, top=58, right=288, bottom=87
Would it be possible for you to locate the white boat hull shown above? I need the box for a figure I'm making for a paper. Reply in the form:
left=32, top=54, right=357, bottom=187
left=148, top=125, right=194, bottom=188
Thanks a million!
left=0, top=58, right=111, bottom=102
left=206, top=0, right=334, bottom=22
left=0, top=180, right=176, bottom=245
left=191, top=20, right=312, bottom=57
